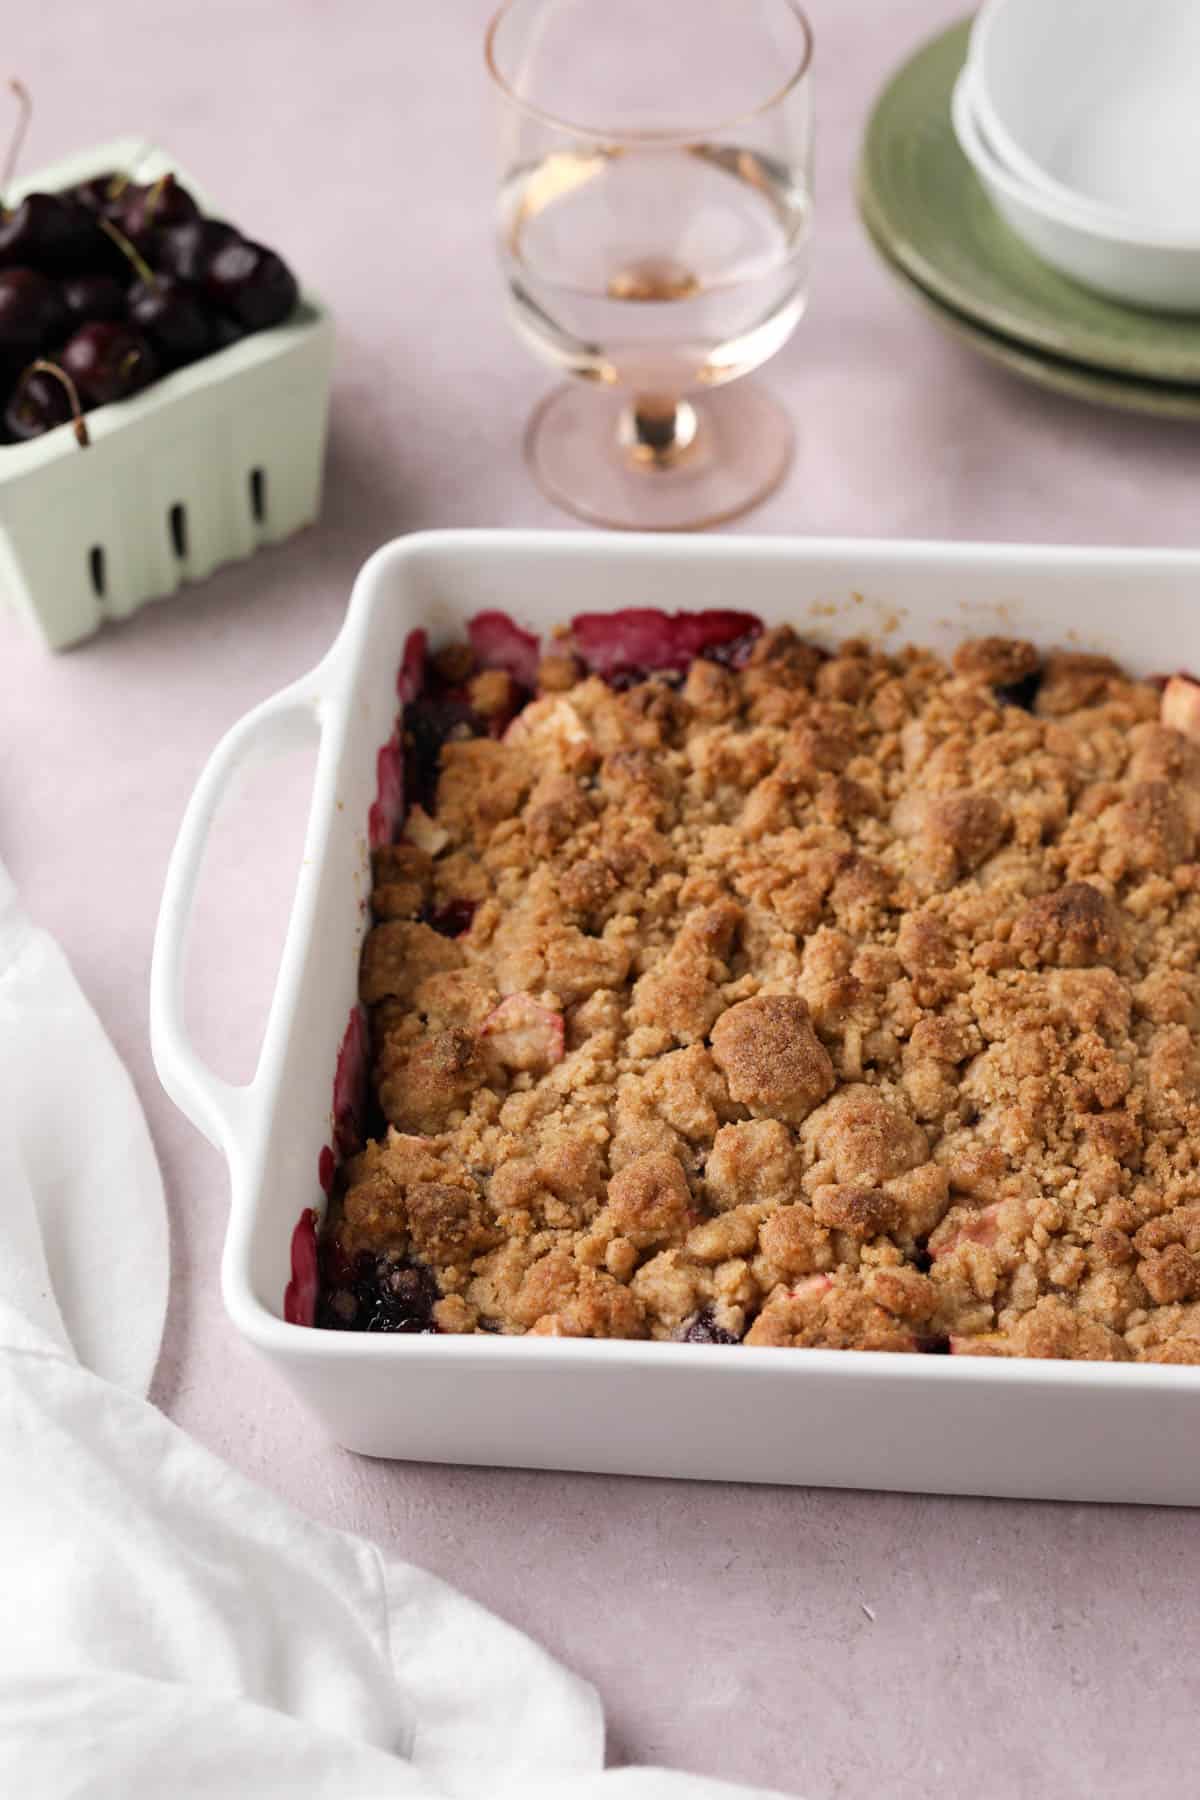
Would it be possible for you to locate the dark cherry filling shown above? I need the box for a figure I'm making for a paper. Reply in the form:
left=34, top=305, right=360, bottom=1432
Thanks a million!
left=423, top=898, right=477, bottom=938
left=360, top=1089, right=389, bottom=1152
left=398, top=628, right=428, bottom=703
left=993, top=669, right=1043, bottom=711
left=403, top=693, right=482, bottom=813
left=919, top=1334, right=952, bottom=1355
left=283, top=1209, right=320, bottom=1326
left=679, top=1307, right=741, bottom=1345
left=317, top=1250, right=439, bottom=1334
left=913, top=1248, right=934, bottom=1274
left=700, top=630, right=762, bottom=671
left=607, top=667, right=657, bottom=692
left=468, top=610, right=541, bottom=688
left=570, top=606, right=762, bottom=681
left=331, top=1007, right=369, bottom=1162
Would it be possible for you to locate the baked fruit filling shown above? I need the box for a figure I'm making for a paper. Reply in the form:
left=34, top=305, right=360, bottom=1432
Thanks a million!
left=313, top=610, right=1200, bottom=1363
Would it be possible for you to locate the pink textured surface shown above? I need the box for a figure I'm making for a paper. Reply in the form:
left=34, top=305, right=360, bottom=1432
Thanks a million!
left=3, top=3, right=1200, bottom=1794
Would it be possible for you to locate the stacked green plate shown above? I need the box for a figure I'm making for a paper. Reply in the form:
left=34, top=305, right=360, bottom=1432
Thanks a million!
left=857, top=20, right=1200, bottom=419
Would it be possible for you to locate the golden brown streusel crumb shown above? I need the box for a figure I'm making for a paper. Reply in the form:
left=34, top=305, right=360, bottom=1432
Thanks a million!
left=326, top=630, right=1200, bottom=1361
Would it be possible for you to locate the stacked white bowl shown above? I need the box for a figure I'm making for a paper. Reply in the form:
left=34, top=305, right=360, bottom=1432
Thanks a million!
left=953, top=0, right=1200, bottom=313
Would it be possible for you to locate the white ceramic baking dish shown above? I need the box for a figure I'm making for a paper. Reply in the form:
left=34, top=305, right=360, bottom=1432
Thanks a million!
left=0, top=137, right=333, bottom=651
left=151, top=530, right=1200, bottom=1505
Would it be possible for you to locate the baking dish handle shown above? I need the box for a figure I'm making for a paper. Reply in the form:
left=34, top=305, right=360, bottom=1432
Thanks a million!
left=150, top=675, right=328, bottom=1165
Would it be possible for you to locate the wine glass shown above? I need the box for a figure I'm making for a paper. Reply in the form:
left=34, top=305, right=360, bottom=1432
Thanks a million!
left=486, top=0, right=814, bottom=531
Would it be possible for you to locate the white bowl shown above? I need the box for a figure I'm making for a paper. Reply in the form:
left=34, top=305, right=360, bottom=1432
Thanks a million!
left=970, top=0, right=1200, bottom=240
left=952, top=70, right=1200, bottom=314
left=151, top=528, right=1200, bottom=1504
left=0, top=138, right=334, bottom=652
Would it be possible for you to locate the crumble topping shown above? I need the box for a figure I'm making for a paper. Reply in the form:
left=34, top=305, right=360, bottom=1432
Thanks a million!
left=319, top=621, right=1200, bottom=1362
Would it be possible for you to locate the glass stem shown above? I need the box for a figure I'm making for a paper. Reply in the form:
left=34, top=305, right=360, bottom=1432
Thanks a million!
left=620, top=393, right=699, bottom=467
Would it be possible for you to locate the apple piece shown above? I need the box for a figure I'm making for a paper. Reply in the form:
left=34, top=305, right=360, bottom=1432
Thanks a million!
left=1161, top=675, right=1200, bottom=743
left=789, top=1273, right=834, bottom=1300
left=403, top=805, right=450, bottom=856
left=481, top=994, right=565, bottom=1073
left=528, top=1314, right=568, bottom=1337
left=930, top=1202, right=1002, bottom=1261
left=502, top=695, right=590, bottom=752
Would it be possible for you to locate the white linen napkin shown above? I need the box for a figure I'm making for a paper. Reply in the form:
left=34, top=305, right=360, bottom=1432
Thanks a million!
left=0, top=856, right=168, bottom=1392
left=0, top=866, right=794, bottom=1800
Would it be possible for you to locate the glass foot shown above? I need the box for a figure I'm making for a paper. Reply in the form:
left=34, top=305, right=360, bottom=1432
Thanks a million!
left=524, top=381, right=794, bottom=531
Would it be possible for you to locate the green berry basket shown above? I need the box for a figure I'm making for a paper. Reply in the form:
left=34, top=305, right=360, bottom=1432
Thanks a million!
left=0, top=136, right=334, bottom=651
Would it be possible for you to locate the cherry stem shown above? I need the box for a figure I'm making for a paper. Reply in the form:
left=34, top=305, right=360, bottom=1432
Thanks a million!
left=145, top=173, right=172, bottom=223
left=1, top=78, right=31, bottom=206
left=98, top=214, right=157, bottom=289
left=105, top=146, right=155, bottom=204
left=22, top=359, right=90, bottom=448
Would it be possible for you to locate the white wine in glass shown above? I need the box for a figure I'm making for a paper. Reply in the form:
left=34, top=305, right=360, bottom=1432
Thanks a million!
left=487, top=0, right=814, bottom=530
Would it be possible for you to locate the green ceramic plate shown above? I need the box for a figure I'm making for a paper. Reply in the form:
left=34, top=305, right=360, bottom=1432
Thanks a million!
left=858, top=19, right=1200, bottom=386
left=863, top=215, right=1200, bottom=420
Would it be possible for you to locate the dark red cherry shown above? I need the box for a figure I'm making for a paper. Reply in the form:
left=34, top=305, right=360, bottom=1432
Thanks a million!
left=61, top=272, right=126, bottom=323
left=116, top=173, right=199, bottom=249
left=92, top=211, right=159, bottom=287
left=4, top=359, right=90, bottom=445
left=209, top=313, right=246, bottom=350
left=68, top=172, right=124, bottom=215
left=0, top=192, right=99, bottom=272
left=203, top=237, right=297, bottom=330
left=127, top=274, right=212, bottom=365
left=0, top=350, right=21, bottom=402
left=157, top=217, right=240, bottom=282
left=60, top=321, right=156, bottom=405
left=5, top=364, right=69, bottom=438
left=0, top=267, right=67, bottom=354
